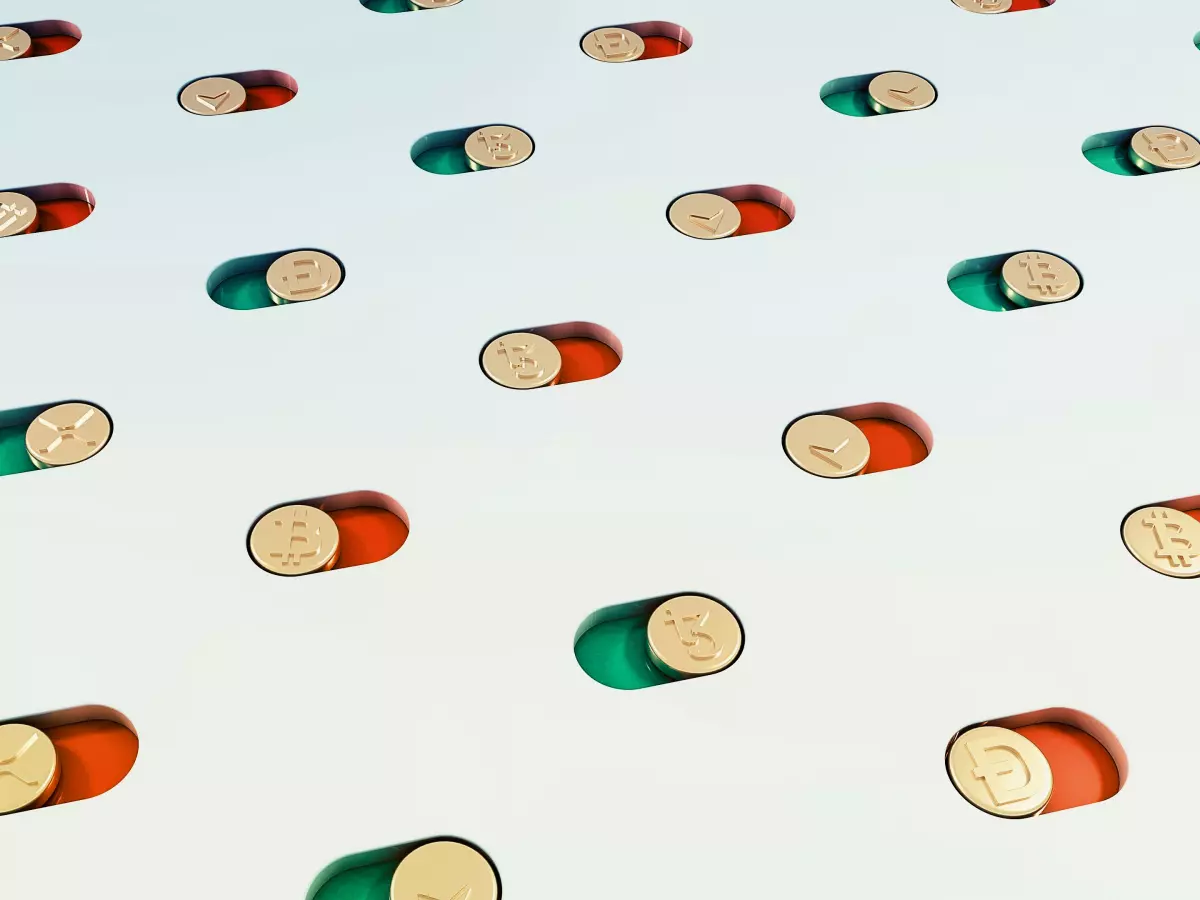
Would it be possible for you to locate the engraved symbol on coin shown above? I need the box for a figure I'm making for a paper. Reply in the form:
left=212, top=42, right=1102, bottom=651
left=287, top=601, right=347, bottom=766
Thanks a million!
left=1000, top=251, right=1081, bottom=306
left=417, top=887, right=471, bottom=900
left=667, top=193, right=742, bottom=240
left=25, top=402, right=112, bottom=468
left=249, top=505, right=341, bottom=576
left=389, top=841, right=498, bottom=900
left=951, top=0, right=1012, bottom=12
left=464, top=126, right=534, bottom=169
left=783, top=414, right=870, bottom=478
left=1129, top=127, right=1200, bottom=172
left=645, top=595, right=743, bottom=678
left=0, top=191, right=37, bottom=238
left=867, top=72, right=937, bottom=113
left=582, top=27, right=646, bottom=63
left=1122, top=506, right=1200, bottom=578
left=0, top=723, right=60, bottom=815
left=947, top=725, right=1052, bottom=818
left=480, top=332, right=562, bottom=389
left=0, top=27, right=32, bottom=61
left=179, top=76, right=248, bottom=116
left=265, top=250, right=343, bottom=303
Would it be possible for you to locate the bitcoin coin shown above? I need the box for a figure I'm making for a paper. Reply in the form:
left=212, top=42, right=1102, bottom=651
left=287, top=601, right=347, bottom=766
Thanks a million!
left=25, top=403, right=112, bottom=468
left=1122, top=506, right=1200, bottom=578
left=1000, top=251, right=1081, bottom=306
left=867, top=72, right=937, bottom=114
left=0, top=723, right=60, bottom=815
left=179, top=76, right=248, bottom=116
left=0, top=26, right=32, bottom=61
left=409, top=0, right=463, bottom=7
left=481, top=332, right=562, bottom=389
left=783, top=414, right=870, bottom=478
left=951, top=0, right=1012, bottom=12
left=249, top=505, right=341, bottom=576
left=948, top=725, right=1052, bottom=818
left=464, top=126, right=535, bottom=169
left=667, top=193, right=742, bottom=240
left=0, top=191, right=38, bottom=238
left=582, top=27, right=646, bottom=63
left=265, top=250, right=343, bottom=304
left=646, top=595, right=743, bottom=678
left=390, top=841, right=499, bottom=900
left=1128, top=126, right=1200, bottom=173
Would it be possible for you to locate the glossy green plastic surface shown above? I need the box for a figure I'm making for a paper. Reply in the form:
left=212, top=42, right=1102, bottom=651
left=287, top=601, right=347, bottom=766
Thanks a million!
left=312, top=860, right=395, bottom=900
left=574, top=605, right=672, bottom=690
left=210, top=271, right=276, bottom=310
left=948, top=270, right=1019, bottom=313
left=0, top=424, right=37, bottom=477
left=413, top=146, right=473, bottom=175
left=361, top=0, right=413, bottom=12
left=821, top=89, right=874, bottom=118
left=1083, top=143, right=1143, bottom=177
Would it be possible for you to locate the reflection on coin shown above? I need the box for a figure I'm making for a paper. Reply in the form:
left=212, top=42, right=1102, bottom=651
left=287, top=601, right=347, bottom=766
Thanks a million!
left=0, top=723, right=60, bottom=815
left=667, top=193, right=741, bottom=240
left=1000, top=251, right=1081, bottom=306
left=783, top=414, right=870, bottom=478
left=0, top=191, right=38, bottom=238
left=25, top=403, right=112, bottom=469
left=409, top=0, right=463, bottom=8
left=646, top=595, right=743, bottom=678
left=481, top=332, right=562, bottom=389
left=948, top=725, right=1052, bottom=818
left=582, top=27, right=645, bottom=63
left=951, top=0, right=1012, bottom=12
left=867, top=72, right=937, bottom=114
left=179, top=76, right=247, bottom=116
left=1128, top=126, right=1200, bottom=173
left=390, top=841, right=499, bottom=900
left=250, top=505, right=341, bottom=576
left=464, top=126, right=535, bottom=169
left=0, top=27, right=32, bottom=62
left=1122, top=506, right=1200, bottom=578
left=265, top=250, right=343, bottom=304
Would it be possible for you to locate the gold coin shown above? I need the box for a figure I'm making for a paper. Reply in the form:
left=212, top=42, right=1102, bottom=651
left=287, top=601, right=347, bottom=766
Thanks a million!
left=783, top=414, right=870, bottom=478
left=1128, top=126, right=1200, bottom=173
left=667, top=193, right=742, bottom=240
left=481, top=332, right=562, bottom=389
left=179, top=76, right=248, bottom=116
left=999, top=251, right=1081, bottom=306
left=582, top=27, right=646, bottom=63
left=867, top=72, right=937, bottom=114
left=249, top=505, right=341, bottom=576
left=1122, top=506, right=1200, bottom=578
left=389, top=841, right=499, bottom=900
left=0, top=723, right=60, bottom=815
left=265, top=250, right=343, bottom=304
left=464, top=126, right=535, bottom=170
left=951, top=0, right=1012, bottom=12
left=646, top=595, right=743, bottom=678
left=947, top=726, right=1052, bottom=818
left=25, top=403, right=112, bottom=469
left=409, top=0, right=463, bottom=8
left=0, top=191, right=38, bottom=238
left=0, top=26, right=32, bottom=61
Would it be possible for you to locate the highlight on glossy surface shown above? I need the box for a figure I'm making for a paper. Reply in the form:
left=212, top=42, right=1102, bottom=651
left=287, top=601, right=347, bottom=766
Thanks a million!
left=178, top=70, right=296, bottom=115
left=307, top=837, right=497, bottom=900
left=207, top=248, right=345, bottom=310
left=668, top=185, right=794, bottom=239
left=0, top=706, right=138, bottom=815
left=948, top=250, right=1082, bottom=312
left=481, top=322, right=621, bottom=389
left=0, top=21, right=80, bottom=59
left=411, top=124, right=535, bottom=175
left=360, top=0, right=461, bottom=12
left=0, top=183, right=93, bottom=237
left=784, top=403, right=930, bottom=477
left=581, top=21, right=692, bottom=61
left=0, top=400, right=112, bottom=477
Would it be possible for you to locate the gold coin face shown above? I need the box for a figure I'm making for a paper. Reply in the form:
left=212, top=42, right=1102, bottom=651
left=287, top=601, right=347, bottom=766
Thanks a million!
left=179, top=76, right=248, bottom=116
left=389, top=841, right=499, bottom=900
left=481, top=332, right=562, bottom=389
left=0, top=27, right=32, bottom=61
left=249, top=505, right=341, bottom=576
left=409, top=0, right=463, bottom=7
left=783, top=414, right=870, bottom=478
left=667, top=193, right=742, bottom=240
left=25, top=403, right=112, bottom=468
left=646, top=595, right=743, bottom=678
left=582, top=28, right=646, bottom=63
left=1129, top=126, right=1200, bottom=172
left=0, top=191, right=38, bottom=238
left=265, top=250, right=343, bottom=304
left=0, top=723, right=60, bottom=815
left=951, top=0, right=1012, bottom=12
left=465, top=126, right=535, bottom=169
left=948, top=726, right=1052, bottom=818
left=1000, top=251, right=1081, bottom=306
left=1122, top=506, right=1200, bottom=578
left=867, top=72, right=937, bottom=113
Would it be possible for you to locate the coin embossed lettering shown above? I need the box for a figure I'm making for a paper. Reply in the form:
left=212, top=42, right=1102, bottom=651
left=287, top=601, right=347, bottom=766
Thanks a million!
left=417, top=887, right=471, bottom=900
left=663, top=606, right=720, bottom=661
left=966, top=737, right=1037, bottom=807
left=1141, top=508, right=1199, bottom=570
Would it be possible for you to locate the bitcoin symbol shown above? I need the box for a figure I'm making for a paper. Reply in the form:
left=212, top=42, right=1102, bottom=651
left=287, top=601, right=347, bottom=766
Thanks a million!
left=1017, top=253, right=1071, bottom=297
left=496, top=341, right=544, bottom=380
left=0, top=197, right=32, bottom=237
left=1141, top=509, right=1199, bottom=570
left=965, top=737, right=1037, bottom=807
left=250, top=505, right=340, bottom=575
left=269, top=509, right=323, bottom=567
left=663, top=607, right=720, bottom=661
